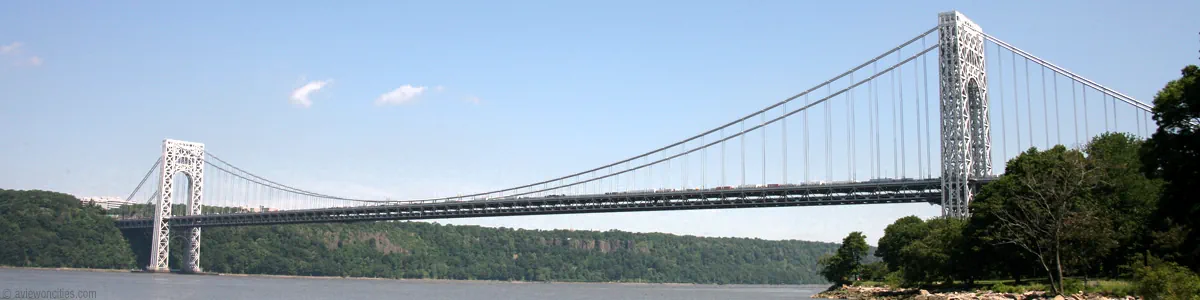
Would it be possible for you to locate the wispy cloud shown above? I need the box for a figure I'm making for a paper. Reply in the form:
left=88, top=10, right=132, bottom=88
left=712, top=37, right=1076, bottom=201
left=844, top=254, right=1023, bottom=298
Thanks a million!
left=290, top=80, right=332, bottom=108
left=435, top=85, right=445, bottom=92
left=1, top=42, right=42, bottom=67
left=375, top=85, right=428, bottom=105
left=465, top=95, right=481, bottom=105
left=0, top=42, right=22, bottom=54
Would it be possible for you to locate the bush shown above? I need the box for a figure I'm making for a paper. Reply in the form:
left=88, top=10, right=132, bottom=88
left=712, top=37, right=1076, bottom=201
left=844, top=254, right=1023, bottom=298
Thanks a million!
left=883, top=271, right=904, bottom=288
left=1061, top=279, right=1085, bottom=296
left=1130, top=255, right=1200, bottom=300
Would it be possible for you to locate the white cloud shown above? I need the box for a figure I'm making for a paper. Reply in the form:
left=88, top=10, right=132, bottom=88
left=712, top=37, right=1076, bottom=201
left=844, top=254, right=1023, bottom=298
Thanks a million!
left=375, top=85, right=427, bottom=105
left=290, top=80, right=332, bottom=108
left=1, top=42, right=42, bottom=67
left=0, top=42, right=21, bottom=54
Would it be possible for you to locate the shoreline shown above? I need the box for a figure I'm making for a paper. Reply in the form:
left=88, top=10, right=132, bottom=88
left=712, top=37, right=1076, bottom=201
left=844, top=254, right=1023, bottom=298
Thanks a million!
left=811, top=284, right=1135, bottom=300
left=0, top=266, right=823, bottom=287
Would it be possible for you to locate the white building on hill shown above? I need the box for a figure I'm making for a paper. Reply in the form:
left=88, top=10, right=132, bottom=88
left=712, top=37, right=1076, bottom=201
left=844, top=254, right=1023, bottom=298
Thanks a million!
left=77, top=196, right=136, bottom=210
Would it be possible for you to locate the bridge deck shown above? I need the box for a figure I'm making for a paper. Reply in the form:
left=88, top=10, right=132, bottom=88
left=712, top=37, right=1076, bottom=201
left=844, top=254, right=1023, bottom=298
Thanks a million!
left=114, top=178, right=990, bottom=229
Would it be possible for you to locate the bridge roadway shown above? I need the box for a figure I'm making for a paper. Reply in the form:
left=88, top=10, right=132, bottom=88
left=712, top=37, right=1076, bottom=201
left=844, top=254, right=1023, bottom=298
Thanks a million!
left=114, top=178, right=993, bottom=229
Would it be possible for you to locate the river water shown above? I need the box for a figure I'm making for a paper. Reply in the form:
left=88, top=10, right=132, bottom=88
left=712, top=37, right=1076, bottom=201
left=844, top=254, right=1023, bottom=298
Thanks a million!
left=0, top=269, right=824, bottom=299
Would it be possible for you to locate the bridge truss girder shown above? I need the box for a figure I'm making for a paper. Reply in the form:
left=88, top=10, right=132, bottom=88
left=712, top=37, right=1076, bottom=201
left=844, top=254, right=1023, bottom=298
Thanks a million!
left=117, top=180, right=945, bottom=229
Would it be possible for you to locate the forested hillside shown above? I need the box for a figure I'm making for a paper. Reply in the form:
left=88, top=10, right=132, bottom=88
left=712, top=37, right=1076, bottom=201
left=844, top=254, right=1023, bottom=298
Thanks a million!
left=0, top=189, right=136, bottom=269
left=0, top=188, right=865, bottom=284
left=124, top=221, right=859, bottom=284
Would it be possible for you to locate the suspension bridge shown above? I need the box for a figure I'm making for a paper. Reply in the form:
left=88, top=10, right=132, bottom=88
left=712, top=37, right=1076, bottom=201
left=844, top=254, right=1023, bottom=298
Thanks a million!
left=110, top=11, right=1156, bottom=273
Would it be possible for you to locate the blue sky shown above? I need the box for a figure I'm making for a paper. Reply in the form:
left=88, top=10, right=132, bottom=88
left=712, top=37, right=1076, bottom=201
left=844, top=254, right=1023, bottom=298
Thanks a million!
left=2, top=0, right=1197, bottom=245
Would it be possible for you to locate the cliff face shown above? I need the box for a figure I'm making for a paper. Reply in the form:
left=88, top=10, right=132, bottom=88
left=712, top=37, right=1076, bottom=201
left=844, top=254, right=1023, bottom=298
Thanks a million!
left=536, top=237, right=650, bottom=254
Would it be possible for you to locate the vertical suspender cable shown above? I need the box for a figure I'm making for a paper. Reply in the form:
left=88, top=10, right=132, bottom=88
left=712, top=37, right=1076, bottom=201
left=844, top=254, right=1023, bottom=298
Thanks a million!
left=1053, top=71, right=1061, bottom=145
left=1103, top=93, right=1110, bottom=132
left=1013, top=52, right=1022, bottom=152
left=1112, top=94, right=1119, bottom=132
left=1024, top=58, right=1033, bottom=149
left=998, top=44, right=1008, bottom=162
left=923, top=38, right=932, bottom=178
left=783, top=102, right=788, bottom=184
left=898, top=58, right=906, bottom=178
left=1041, top=65, right=1049, bottom=147
left=804, top=94, right=810, bottom=184
left=826, top=84, right=833, bottom=181
left=868, top=63, right=876, bottom=179
left=874, top=62, right=881, bottom=179
left=848, top=73, right=855, bottom=180
left=1083, top=83, right=1089, bottom=143
left=1072, top=81, right=1079, bottom=144
left=701, top=136, right=706, bottom=188
left=891, top=62, right=899, bottom=178
left=1012, top=52, right=1022, bottom=152
left=913, top=50, right=923, bottom=179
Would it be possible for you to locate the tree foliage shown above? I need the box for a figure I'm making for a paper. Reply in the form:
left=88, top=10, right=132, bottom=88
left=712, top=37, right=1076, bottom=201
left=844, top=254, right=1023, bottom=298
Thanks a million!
left=874, top=133, right=1166, bottom=293
left=819, top=232, right=868, bottom=285
left=0, top=189, right=136, bottom=269
left=875, top=216, right=924, bottom=268
left=876, top=217, right=968, bottom=285
left=1141, top=65, right=1200, bottom=270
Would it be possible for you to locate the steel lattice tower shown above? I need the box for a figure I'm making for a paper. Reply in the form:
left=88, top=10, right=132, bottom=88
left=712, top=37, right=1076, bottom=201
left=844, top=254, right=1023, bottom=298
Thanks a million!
left=938, top=11, right=991, bottom=218
left=148, top=139, right=205, bottom=273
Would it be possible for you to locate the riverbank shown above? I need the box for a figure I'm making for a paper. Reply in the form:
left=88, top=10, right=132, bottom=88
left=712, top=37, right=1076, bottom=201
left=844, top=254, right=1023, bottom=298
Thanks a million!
left=0, top=266, right=807, bottom=287
left=0, top=266, right=130, bottom=273
left=811, top=284, right=1137, bottom=300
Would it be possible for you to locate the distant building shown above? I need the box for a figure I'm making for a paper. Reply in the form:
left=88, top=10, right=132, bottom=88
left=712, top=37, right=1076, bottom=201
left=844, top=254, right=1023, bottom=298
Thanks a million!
left=77, top=196, right=136, bottom=210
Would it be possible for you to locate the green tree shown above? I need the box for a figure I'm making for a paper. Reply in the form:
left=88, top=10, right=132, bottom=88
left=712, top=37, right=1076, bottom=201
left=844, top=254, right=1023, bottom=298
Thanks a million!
left=875, top=216, right=925, bottom=269
left=1078, top=132, right=1160, bottom=279
left=1140, top=65, right=1200, bottom=271
left=820, top=232, right=869, bottom=285
left=896, top=217, right=966, bottom=285
left=859, top=261, right=889, bottom=281
left=970, top=146, right=1107, bottom=295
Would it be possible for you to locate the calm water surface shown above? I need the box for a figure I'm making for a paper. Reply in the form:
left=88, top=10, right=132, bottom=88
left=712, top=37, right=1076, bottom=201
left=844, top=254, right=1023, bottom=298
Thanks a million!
left=0, top=269, right=823, bottom=299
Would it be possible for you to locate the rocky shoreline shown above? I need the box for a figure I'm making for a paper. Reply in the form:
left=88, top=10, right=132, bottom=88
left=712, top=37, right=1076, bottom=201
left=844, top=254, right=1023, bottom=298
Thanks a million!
left=811, top=284, right=1137, bottom=300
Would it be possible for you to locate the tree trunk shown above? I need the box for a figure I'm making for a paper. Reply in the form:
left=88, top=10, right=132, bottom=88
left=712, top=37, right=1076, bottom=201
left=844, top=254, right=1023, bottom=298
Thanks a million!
left=1054, top=248, right=1065, bottom=295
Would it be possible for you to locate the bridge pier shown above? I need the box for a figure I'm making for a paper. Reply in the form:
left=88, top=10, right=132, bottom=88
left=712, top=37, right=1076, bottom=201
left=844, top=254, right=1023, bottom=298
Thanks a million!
left=937, top=11, right=992, bottom=218
left=147, top=139, right=206, bottom=273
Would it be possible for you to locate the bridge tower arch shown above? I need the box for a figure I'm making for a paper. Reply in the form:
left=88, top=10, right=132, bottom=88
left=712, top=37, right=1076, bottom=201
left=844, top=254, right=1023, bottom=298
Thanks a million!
left=938, top=11, right=992, bottom=218
left=148, top=139, right=205, bottom=273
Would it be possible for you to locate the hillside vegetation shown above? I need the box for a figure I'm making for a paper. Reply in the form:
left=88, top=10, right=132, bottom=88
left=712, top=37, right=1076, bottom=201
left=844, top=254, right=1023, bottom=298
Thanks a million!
left=0, top=189, right=136, bottom=269
left=0, top=189, right=868, bottom=284
left=124, top=221, right=860, bottom=284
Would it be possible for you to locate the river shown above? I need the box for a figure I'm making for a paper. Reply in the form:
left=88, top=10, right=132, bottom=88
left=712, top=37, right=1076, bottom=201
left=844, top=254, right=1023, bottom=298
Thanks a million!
left=0, top=268, right=824, bottom=299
